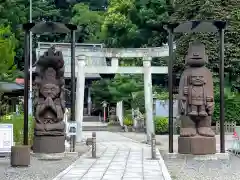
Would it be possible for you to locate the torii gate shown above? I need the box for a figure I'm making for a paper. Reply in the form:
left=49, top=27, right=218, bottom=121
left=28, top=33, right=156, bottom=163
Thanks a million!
left=74, top=45, right=176, bottom=142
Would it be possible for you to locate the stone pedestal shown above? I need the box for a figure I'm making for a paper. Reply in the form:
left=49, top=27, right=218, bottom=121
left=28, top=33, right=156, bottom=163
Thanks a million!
left=11, top=145, right=30, bottom=167
left=178, top=135, right=216, bottom=155
left=33, top=136, right=65, bottom=153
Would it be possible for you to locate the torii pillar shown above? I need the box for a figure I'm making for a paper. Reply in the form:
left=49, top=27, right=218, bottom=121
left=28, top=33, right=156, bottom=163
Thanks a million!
left=75, top=55, right=86, bottom=143
left=143, top=56, right=154, bottom=143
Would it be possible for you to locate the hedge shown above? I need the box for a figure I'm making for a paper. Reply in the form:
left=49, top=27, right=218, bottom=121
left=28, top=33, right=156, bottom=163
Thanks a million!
left=213, top=87, right=240, bottom=124
left=154, top=116, right=168, bottom=134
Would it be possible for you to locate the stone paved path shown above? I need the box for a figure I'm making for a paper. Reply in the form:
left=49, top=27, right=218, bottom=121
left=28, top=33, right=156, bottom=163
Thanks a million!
left=53, top=132, right=171, bottom=180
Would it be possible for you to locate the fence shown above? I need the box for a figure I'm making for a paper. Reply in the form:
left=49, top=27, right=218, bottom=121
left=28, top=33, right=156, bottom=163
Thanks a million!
left=215, top=121, right=236, bottom=134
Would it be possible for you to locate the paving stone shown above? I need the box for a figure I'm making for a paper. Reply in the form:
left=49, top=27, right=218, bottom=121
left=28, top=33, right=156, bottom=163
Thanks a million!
left=125, top=168, right=142, bottom=173
left=124, top=172, right=143, bottom=178
left=81, top=178, right=101, bottom=180
left=105, top=172, right=124, bottom=176
left=66, top=169, right=86, bottom=176
left=95, top=160, right=112, bottom=165
left=108, top=165, right=125, bottom=170
left=110, top=161, right=126, bottom=166
left=61, top=174, right=84, bottom=179
left=61, top=177, right=81, bottom=180
left=102, top=175, right=122, bottom=180
left=73, top=164, right=92, bottom=168
left=144, top=172, right=163, bottom=177
left=144, top=176, right=164, bottom=180
left=82, top=171, right=104, bottom=178
left=89, top=167, right=106, bottom=172
left=126, top=163, right=142, bottom=168
left=92, top=163, right=109, bottom=168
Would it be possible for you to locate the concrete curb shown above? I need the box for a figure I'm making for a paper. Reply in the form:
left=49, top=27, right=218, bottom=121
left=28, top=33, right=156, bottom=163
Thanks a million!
left=157, top=149, right=172, bottom=180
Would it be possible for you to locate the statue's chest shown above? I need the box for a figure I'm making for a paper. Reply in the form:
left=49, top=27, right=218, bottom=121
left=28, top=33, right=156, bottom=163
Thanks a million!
left=191, top=86, right=204, bottom=97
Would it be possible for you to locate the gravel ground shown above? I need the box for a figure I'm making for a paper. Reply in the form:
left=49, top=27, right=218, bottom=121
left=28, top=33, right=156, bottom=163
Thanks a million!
left=0, top=145, right=90, bottom=180
left=118, top=132, right=240, bottom=180
left=162, top=151, right=240, bottom=180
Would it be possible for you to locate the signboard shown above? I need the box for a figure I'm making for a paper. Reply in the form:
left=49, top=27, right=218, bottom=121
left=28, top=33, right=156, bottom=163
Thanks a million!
left=0, top=124, right=13, bottom=154
left=67, top=122, right=77, bottom=136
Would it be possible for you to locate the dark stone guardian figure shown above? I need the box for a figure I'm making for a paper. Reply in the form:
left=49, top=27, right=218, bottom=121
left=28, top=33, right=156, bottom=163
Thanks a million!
left=178, top=42, right=216, bottom=155
left=32, top=47, right=65, bottom=153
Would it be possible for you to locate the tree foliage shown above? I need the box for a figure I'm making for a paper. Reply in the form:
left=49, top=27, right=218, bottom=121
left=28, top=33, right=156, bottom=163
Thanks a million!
left=71, top=3, right=104, bottom=43
left=30, top=0, right=61, bottom=22
left=91, top=74, right=144, bottom=108
left=101, top=0, right=169, bottom=47
left=0, top=26, right=20, bottom=81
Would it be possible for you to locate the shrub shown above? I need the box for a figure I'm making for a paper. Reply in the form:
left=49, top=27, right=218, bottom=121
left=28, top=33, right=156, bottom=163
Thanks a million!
left=213, top=86, right=240, bottom=124
left=123, top=115, right=133, bottom=126
left=154, top=116, right=168, bottom=134
left=0, top=113, right=34, bottom=145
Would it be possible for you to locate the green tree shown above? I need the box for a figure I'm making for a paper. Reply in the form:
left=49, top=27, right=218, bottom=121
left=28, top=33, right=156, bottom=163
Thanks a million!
left=29, top=0, right=61, bottom=22
left=0, top=0, right=27, bottom=70
left=108, top=74, right=144, bottom=105
left=79, top=0, right=108, bottom=10
left=91, top=79, right=113, bottom=106
left=170, top=0, right=240, bottom=89
left=0, top=26, right=20, bottom=81
left=91, top=74, right=144, bottom=108
left=101, top=0, right=169, bottom=48
left=71, top=3, right=104, bottom=43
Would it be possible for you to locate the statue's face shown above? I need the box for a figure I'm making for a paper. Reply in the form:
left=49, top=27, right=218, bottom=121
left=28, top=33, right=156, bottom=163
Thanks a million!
left=40, top=83, right=60, bottom=98
left=191, top=75, right=205, bottom=85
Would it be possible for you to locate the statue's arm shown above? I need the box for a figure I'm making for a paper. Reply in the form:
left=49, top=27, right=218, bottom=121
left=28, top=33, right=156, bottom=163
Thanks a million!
left=178, top=71, right=188, bottom=114
left=205, top=69, right=214, bottom=115
left=60, top=86, right=65, bottom=110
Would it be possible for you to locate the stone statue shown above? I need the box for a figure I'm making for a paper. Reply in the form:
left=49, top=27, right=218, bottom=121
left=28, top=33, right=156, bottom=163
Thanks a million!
left=33, top=47, right=65, bottom=154
left=178, top=42, right=216, bottom=155
left=109, top=107, right=118, bottom=122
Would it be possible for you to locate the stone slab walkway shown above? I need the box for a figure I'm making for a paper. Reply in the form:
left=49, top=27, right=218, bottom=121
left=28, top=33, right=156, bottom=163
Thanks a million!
left=52, top=132, right=171, bottom=180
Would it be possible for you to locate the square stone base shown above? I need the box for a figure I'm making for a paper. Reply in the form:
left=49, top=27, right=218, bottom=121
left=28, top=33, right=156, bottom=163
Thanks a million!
left=11, top=145, right=30, bottom=167
left=178, top=136, right=216, bottom=155
left=33, top=135, right=65, bottom=154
